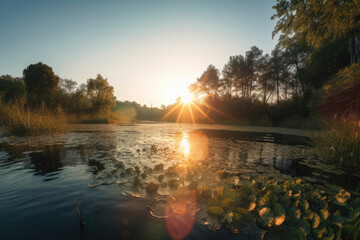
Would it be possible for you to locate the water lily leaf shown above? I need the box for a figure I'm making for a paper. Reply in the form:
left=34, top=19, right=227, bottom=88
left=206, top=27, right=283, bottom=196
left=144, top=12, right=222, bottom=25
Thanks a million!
left=296, top=209, right=302, bottom=219
left=334, top=189, right=351, bottom=205
left=320, top=209, right=330, bottom=221
left=300, top=199, right=309, bottom=211
left=222, top=198, right=235, bottom=208
left=290, top=226, right=307, bottom=240
left=312, top=212, right=321, bottom=229
left=274, top=214, right=285, bottom=226
left=322, top=226, right=335, bottom=240
left=147, top=199, right=169, bottom=219
left=331, top=210, right=344, bottom=228
left=273, top=203, right=285, bottom=216
left=260, top=195, right=270, bottom=206
left=314, top=225, right=327, bottom=238
left=207, top=206, right=224, bottom=216
left=248, top=194, right=256, bottom=202
left=259, top=207, right=271, bottom=218
left=248, top=202, right=256, bottom=211
left=214, top=186, right=223, bottom=198
left=293, top=190, right=301, bottom=198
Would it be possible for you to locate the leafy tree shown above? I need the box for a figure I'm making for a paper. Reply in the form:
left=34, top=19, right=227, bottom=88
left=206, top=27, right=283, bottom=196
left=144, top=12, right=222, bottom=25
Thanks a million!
left=245, top=46, right=263, bottom=99
left=0, top=75, right=26, bottom=103
left=70, top=85, right=92, bottom=116
left=196, top=65, right=221, bottom=98
left=312, top=63, right=360, bottom=117
left=257, top=54, right=274, bottom=103
left=304, top=38, right=350, bottom=90
left=23, top=62, right=59, bottom=106
left=222, top=55, right=243, bottom=100
left=272, top=0, right=360, bottom=63
left=269, top=47, right=289, bottom=103
left=86, top=74, right=115, bottom=114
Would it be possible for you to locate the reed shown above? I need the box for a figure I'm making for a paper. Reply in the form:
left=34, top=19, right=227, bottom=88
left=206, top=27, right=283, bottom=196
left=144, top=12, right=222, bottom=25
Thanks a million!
left=312, top=118, right=360, bottom=172
left=2, top=102, right=69, bottom=136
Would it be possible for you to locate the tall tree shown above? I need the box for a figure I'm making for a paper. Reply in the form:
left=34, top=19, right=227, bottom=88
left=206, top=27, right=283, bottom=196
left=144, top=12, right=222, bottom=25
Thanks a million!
left=257, top=54, right=274, bottom=103
left=272, top=0, right=360, bottom=63
left=197, top=65, right=221, bottom=98
left=23, top=62, right=59, bottom=106
left=86, top=74, right=115, bottom=114
left=245, top=46, right=263, bottom=99
left=269, top=48, right=289, bottom=103
left=285, top=42, right=311, bottom=98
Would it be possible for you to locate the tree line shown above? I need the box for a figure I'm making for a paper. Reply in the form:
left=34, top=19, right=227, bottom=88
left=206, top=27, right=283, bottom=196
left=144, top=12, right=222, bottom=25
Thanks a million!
left=0, top=62, right=166, bottom=123
left=187, top=0, right=359, bottom=126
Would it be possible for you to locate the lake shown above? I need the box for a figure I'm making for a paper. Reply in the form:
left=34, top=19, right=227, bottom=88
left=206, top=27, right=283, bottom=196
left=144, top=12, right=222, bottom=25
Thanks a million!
left=0, top=123, right=358, bottom=240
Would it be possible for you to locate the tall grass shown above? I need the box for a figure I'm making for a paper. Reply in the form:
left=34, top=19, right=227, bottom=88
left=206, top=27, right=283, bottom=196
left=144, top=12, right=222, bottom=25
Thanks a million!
left=312, top=118, right=360, bottom=172
left=1, top=102, right=69, bottom=136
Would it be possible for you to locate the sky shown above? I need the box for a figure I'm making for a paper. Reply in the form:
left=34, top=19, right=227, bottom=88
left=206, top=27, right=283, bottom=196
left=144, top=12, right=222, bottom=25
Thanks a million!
left=0, top=0, right=278, bottom=107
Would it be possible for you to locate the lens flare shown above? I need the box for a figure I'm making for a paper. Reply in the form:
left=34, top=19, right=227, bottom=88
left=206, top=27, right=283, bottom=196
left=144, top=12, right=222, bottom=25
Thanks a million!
left=181, top=91, right=193, bottom=104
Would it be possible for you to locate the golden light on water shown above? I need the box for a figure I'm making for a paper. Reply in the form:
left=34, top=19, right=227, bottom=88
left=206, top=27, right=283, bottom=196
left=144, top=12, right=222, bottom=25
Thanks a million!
left=179, top=133, right=190, bottom=158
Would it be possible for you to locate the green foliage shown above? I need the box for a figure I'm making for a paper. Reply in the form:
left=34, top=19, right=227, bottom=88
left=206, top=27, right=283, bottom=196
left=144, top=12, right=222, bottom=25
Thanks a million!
left=86, top=74, right=115, bottom=114
left=0, top=75, right=26, bottom=103
left=196, top=65, right=221, bottom=97
left=272, top=0, right=360, bottom=48
left=312, top=120, right=360, bottom=172
left=23, top=62, right=59, bottom=107
left=2, top=102, right=69, bottom=136
left=304, top=39, right=350, bottom=91
left=312, top=63, right=360, bottom=118
left=202, top=177, right=359, bottom=239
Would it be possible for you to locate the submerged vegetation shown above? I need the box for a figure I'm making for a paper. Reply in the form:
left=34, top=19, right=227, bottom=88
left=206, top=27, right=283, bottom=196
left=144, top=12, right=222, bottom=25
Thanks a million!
left=86, top=147, right=360, bottom=240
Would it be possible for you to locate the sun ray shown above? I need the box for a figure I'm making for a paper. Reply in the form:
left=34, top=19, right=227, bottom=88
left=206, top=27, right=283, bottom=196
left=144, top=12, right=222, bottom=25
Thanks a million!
left=190, top=102, right=215, bottom=124
left=205, top=104, right=236, bottom=120
left=176, top=103, right=186, bottom=123
left=188, top=103, right=196, bottom=124
left=160, top=102, right=182, bottom=121
left=200, top=69, right=211, bottom=85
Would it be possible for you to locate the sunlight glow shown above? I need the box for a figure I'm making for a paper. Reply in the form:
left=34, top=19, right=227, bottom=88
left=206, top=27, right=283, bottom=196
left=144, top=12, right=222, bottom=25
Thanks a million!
left=181, top=90, right=193, bottom=104
left=179, top=134, right=190, bottom=158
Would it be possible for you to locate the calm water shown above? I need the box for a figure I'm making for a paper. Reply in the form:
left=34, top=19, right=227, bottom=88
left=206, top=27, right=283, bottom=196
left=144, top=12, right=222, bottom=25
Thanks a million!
left=0, top=123, right=357, bottom=240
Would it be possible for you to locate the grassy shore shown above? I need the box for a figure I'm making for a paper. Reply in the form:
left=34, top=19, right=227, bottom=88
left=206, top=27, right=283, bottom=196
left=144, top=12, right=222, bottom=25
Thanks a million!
left=0, top=102, right=69, bottom=136
left=312, top=119, right=360, bottom=172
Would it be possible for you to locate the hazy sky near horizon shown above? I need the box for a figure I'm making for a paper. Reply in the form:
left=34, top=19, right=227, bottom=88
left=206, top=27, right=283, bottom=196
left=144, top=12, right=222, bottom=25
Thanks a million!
left=0, top=0, right=278, bottom=107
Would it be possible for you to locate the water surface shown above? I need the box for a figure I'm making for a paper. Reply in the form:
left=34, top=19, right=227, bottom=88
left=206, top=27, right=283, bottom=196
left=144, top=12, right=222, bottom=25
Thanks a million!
left=0, top=123, right=356, bottom=239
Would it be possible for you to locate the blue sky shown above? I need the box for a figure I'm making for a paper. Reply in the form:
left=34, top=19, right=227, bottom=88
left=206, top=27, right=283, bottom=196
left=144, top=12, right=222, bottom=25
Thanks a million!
left=0, top=0, right=278, bottom=106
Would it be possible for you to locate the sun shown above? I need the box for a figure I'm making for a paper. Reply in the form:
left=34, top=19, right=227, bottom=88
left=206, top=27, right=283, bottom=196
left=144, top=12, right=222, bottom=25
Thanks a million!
left=181, top=90, right=193, bottom=104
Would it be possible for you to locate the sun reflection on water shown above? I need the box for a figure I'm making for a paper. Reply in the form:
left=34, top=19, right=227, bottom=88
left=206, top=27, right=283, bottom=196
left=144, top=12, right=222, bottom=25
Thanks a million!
left=179, top=133, right=190, bottom=158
